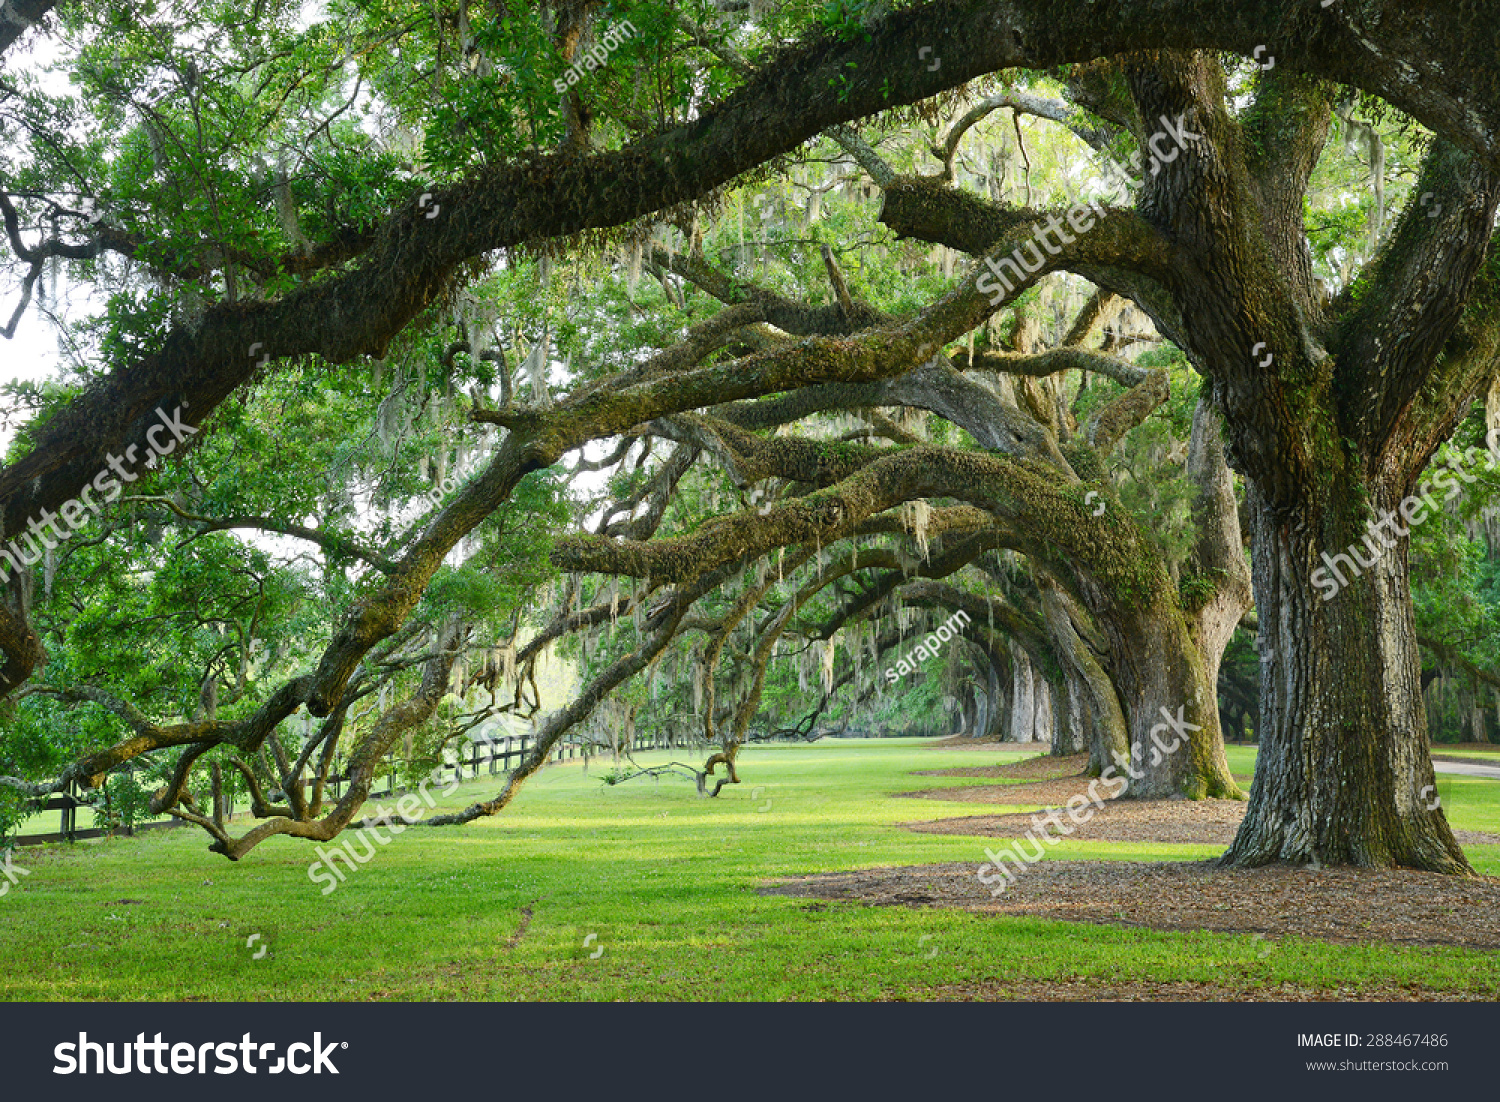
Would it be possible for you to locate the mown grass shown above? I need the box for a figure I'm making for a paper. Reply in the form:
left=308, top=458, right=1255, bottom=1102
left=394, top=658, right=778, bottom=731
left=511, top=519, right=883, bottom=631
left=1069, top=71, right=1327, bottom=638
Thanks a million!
left=1431, top=745, right=1500, bottom=764
left=0, top=739, right=1496, bottom=1001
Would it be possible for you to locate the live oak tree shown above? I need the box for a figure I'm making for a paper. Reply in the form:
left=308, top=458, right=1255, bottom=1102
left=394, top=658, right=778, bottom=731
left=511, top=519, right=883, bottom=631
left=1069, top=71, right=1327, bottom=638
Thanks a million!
left=938, top=55, right=1495, bottom=871
left=0, top=352, right=576, bottom=846
left=3, top=1, right=1500, bottom=871
left=537, top=221, right=1251, bottom=800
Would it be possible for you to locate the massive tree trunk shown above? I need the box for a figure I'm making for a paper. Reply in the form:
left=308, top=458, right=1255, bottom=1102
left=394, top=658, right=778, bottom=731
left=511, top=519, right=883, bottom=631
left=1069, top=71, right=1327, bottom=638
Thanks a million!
left=1052, top=671, right=1088, bottom=756
left=1098, top=589, right=1240, bottom=799
left=1224, top=483, right=1470, bottom=872
left=1040, top=581, right=1128, bottom=773
left=1183, top=400, right=1254, bottom=701
left=959, top=691, right=978, bottom=738
left=1131, top=63, right=1500, bottom=866
left=870, top=49, right=1500, bottom=852
left=1033, top=677, right=1054, bottom=745
left=1008, top=640, right=1038, bottom=743
left=982, top=657, right=1007, bottom=740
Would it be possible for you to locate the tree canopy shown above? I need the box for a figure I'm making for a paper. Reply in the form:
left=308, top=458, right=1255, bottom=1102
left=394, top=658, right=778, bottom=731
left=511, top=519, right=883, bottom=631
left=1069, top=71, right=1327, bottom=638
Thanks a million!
left=3, top=0, right=1500, bottom=872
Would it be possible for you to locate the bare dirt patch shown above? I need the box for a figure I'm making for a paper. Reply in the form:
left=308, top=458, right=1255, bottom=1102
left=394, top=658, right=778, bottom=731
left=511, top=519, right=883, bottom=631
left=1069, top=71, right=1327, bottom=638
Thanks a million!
left=916, top=978, right=1489, bottom=1002
left=900, top=777, right=1096, bottom=809
left=910, top=752, right=1086, bottom=780
left=927, top=734, right=1048, bottom=750
left=898, top=764, right=1500, bottom=847
left=905, top=796, right=1258, bottom=845
left=764, top=860, right=1500, bottom=952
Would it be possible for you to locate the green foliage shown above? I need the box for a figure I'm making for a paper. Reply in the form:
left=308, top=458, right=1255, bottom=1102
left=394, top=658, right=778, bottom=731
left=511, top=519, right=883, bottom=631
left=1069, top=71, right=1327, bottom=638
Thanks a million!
left=99, top=770, right=156, bottom=833
left=815, top=0, right=877, bottom=42
left=18, top=0, right=1481, bottom=831
left=1072, top=351, right=1204, bottom=580
left=1401, top=407, right=1500, bottom=741
left=0, top=789, right=27, bottom=847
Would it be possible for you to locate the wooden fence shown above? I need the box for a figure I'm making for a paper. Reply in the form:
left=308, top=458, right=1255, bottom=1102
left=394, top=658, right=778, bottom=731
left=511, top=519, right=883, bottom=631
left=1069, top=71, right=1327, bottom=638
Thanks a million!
left=11, top=729, right=728, bottom=847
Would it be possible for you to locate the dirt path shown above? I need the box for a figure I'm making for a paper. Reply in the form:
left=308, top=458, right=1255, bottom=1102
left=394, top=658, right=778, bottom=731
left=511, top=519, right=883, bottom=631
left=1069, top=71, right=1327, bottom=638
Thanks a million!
left=765, top=860, right=1500, bottom=952
left=759, top=751, right=1500, bottom=959
left=898, top=756, right=1500, bottom=846
left=911, top=977, right=1493, bottom=1001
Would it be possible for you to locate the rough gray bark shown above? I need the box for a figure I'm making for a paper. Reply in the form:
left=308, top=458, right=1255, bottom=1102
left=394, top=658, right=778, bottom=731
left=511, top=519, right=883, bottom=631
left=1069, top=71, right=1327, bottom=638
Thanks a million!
left=1183, top=399, right=1254, bottom=688
left=1224, top=483, right=1469, bottom=872
left=1007, top=640, right=1037, bottom=743
left=1041, top=583, right=1129, bottom=773
left=1053, top=673, right=1088, bottom=757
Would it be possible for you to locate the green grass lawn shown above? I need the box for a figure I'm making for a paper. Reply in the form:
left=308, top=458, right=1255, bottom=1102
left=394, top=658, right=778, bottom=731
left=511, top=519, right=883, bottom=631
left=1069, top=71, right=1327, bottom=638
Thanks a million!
left=1, top=738, right=1497, bottom=1000
left=1431, top=745, right=1500, bottom=764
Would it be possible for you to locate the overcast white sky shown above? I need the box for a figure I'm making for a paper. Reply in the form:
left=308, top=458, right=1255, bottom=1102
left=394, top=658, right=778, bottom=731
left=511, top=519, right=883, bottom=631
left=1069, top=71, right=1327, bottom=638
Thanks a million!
left=2, top=25, right=82, bottom=409
left=3, top=310, right=49, bottom=365
left=3, top=299, right=69, bottom=387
